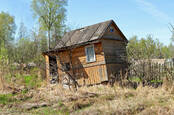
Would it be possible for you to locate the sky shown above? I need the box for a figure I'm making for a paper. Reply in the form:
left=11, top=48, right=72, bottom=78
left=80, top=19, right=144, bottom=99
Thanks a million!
left=0, top=0, right=173, bottom=45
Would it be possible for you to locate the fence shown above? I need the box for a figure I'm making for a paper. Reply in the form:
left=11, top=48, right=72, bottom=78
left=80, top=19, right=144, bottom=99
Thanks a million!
left=127, top=59, right=174, bottom=87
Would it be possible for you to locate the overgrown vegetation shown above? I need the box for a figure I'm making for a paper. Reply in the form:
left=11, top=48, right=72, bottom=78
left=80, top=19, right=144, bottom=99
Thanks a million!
left=0, top=0, right=68, bottom=90
left=127, top=35, right=174, bottom=60
left=1, top=84, right=174, bottom=115
left=124, top=34, right=174, bottom=88
left=0, top=0, right=174, bottom=114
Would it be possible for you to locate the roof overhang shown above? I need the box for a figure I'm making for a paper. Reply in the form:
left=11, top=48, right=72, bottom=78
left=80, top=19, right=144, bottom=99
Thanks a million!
left=42, top=39, right=101, bottom=56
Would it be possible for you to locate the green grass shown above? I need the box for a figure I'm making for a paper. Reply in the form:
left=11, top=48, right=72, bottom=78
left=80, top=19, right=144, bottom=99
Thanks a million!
left=31, top=106, right=69, bottom=115
left=29, top=100, right=69, bottom=115
left=24, top=75, right=42, bottom=89
left=12, top=70, right=42, bottom=89
left=129, top=77, right=141, bottom=82
left=150, top=80, right=162, bottom=83
left=0, top=94, right=16, bottom=105
left=3, top=67, right=43, bottom=89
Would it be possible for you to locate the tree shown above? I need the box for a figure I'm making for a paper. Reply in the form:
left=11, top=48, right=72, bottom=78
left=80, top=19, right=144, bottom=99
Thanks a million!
left=127, top=35, right=171, bottom=61
left=168, top=43, right=174, bottom=57
left=169, top=24, right=174, bottom=42
left=0, top=45, right=8, bottom=90
left=0, top=12, right=16, bottom=64
left=168, top=24, right=174, bottom=57
left=0, top=12, right=16, bottom=49
left=18, top=21, right=28, bottom=40
left=31, top=0, right=67, bottom=50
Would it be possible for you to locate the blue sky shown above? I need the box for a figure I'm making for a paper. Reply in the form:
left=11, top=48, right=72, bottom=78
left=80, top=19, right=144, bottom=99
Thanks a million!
left=0, top=0, right=173, bottom=45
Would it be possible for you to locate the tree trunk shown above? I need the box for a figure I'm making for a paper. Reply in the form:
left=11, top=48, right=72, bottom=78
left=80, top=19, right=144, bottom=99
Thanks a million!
left=0, top=71, right=4, bottom=91
left=48, top=30, right=51, bottom=50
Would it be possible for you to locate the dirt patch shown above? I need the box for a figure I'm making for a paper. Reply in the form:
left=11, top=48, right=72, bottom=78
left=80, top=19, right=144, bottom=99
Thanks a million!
left=19, top=102, right=49, bottom=110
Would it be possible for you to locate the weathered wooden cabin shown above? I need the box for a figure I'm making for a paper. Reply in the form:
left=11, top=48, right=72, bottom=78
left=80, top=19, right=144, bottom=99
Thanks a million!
left=43, top=20, right=128, bottom=86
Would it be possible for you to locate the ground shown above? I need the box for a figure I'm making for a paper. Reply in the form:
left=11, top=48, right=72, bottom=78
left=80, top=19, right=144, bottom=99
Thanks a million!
left=1, top=82, right=174, bottom=115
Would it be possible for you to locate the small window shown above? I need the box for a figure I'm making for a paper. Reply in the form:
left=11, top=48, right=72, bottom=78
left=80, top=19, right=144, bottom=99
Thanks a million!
left=62, top=63, right=70, bottom=71
left=110, top=27, right=114, bottom=32
left=85, top=45, right=96, bottom=62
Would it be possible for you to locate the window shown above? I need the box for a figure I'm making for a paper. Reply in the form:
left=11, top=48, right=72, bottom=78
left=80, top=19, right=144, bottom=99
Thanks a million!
left=110, top=27, right=114, bottom=32
left=62, top=63, right=70, bottom=71
left=85, top=45, right=96, bottom=62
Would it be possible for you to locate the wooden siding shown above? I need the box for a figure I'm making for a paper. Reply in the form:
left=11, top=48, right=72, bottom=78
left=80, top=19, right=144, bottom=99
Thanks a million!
left=56, top=42, right=108, bottom=86
left=102, top=40, right=127, bottom=64
left=102, top=24, right=123, bottom=41
left=44, top=21, right=128, bottom=85
left=106, top=64, right=126, bottom=79
left=102, top=39, right=127, bottom=79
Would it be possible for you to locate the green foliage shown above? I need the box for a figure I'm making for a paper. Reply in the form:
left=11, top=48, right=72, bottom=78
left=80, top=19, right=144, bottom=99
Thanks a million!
left=15, top=38, right=35, bottom=63
left=32, top=106, right=69, bottom=115
left=15, top=71, right=42, bottom=89
left=129, top=77, right=141, bottom=82
left=9, top=24, right=47, bottom=65
left=0, top=43, right=9, bottom=71
left=31, top=0, right=67, bottom=49
left=127, top=35, right=172, bottom=60
left=0, top=12, right=15, bottom=69
left=0, top=12, right=16, bottom=46
left=0, top=94, right=16, bottom=105
left=168, top=43, right=174, bottom=57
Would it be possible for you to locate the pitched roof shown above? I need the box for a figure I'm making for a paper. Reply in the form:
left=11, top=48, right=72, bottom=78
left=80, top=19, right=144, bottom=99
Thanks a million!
left=55, top=20, right=128, bottom=50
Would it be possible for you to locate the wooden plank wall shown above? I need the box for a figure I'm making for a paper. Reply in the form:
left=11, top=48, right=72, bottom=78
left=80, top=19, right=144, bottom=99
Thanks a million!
left=56, top=50, right=73, bottom=82
left=102, top=40, right=127, bottom=64
left=56, top=42, right=108, bottom=86
left=102, top=39, right=127, bottom=79
left=102, top=24, right=123, bottom=40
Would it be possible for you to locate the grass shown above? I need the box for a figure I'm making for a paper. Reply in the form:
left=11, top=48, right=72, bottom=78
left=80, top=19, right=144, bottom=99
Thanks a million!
left=1, top=85, right=174, bottom=115
left=24, top=75, right=38, bottom=88
left=31, top=106, right=69, bottom=115
left=72, top=84, right=174, bottom=115
left=30, top=101, right=69, bottom=115
left=3, top=67, right=43, bottom=89
left=1, top=76, right=174, bottom=115
left=150, top=79, right=163, bottom=83
left=0, top=94, right=16, bottom=105
left=129, top=77, right=141, bottom=82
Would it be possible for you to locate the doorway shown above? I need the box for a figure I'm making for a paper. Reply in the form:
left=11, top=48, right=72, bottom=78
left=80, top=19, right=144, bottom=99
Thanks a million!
left=49, top=56, right=58, bottom=83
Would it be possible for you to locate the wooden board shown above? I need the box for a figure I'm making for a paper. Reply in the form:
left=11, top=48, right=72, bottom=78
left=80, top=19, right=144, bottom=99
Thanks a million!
left=56, top=42, right=108, bottom=85
left=45, top=55, right=50, bottom=81
left=102, top=40, right=127, bottom=64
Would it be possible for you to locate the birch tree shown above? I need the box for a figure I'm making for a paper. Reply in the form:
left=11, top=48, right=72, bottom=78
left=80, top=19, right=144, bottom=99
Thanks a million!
left=31, top=0, right=67, bottom=50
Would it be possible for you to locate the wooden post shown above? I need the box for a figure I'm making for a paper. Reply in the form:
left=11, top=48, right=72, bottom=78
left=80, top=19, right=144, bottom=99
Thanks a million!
left=45, top=55, right=50, bottom=82
left=56, top=56, right=59, bottom=83
left=0, top=71, right=4, bottom=90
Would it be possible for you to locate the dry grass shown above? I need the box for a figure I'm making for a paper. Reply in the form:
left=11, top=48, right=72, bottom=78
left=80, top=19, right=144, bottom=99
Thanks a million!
left=1, top=81, right=174, bottom=115
left=72, top=84, right=174, bottom=115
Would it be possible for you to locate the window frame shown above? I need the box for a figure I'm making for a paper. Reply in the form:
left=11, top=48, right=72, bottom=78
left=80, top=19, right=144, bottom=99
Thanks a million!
left=85, top=44, right=96, bottom=63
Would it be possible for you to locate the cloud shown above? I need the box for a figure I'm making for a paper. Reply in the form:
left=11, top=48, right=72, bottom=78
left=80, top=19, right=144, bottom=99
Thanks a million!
left=135, top=0, right=172, bottom=22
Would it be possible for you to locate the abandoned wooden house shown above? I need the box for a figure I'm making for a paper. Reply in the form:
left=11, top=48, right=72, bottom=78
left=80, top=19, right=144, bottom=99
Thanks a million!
left=43, top=20, right=128, bottom=86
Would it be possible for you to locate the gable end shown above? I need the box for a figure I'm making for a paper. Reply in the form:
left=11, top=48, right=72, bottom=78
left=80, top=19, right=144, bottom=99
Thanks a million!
left=101, top=20, right=128, bottom=43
